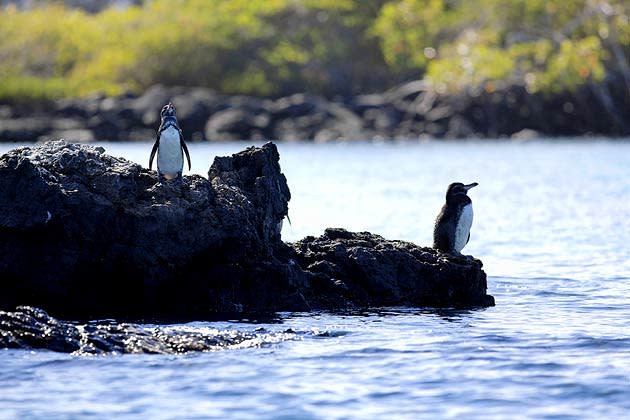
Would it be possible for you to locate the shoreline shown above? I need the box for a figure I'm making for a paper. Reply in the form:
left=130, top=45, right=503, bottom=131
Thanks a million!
left=1, top=79, right=628, bottom=143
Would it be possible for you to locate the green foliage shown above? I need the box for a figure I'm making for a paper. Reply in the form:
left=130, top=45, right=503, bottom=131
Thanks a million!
left=372, top=0, right=446, bottom=70
left=426, top=43, right=515, bottom=94
left=375, top=0, right=629, bottom=94
left=259, top=0, right=389, bottom=95
left=0, top=76, right=70, bottom=102
left=537, top=36, right=607, bottom=93
left=0, top=0, right=627, bottom=101
left=0, top=4, right=134, bottom=99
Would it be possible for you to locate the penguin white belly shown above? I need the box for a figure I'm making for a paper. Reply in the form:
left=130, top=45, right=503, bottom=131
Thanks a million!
left=454, top=204, right=473, bottom=253
left=157, top=127, right=183, bottom=179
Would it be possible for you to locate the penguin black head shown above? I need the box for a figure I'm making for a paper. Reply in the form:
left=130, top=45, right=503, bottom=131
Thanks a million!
left=445, top=182, right=478, bottom=201
left=160, top=102, right=177, bottom=119
left=159, top=103, right=179, bottom=130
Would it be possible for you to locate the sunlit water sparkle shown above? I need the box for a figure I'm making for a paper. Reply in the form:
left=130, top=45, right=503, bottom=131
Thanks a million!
left=1, top=139, right=629, bottom=419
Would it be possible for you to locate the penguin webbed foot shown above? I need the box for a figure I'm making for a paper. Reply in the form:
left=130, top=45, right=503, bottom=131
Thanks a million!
left=174, top=173, right=186, bottom=186
left=440, top=249, right=474, bottom=260
left=453, top=251, right=476, bottom=261
left=453, top=250, right=464, bottom=257
left=156, top=172, right=186, bottom=186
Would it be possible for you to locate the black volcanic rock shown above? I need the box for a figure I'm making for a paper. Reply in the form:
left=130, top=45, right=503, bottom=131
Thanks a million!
left=0, top=117, right=54, bottom=142
left=0, top=140, right=295, bottom=317
left=204, top=108, right=270, bottom=141
left=291, top=228, right=494, bottom=309
left=0, top=306, right=298, bottom=354
left=171, top=87, right=225, bottom=140
left=2, top=76, right=628, bottom=142
left=0, top=141, right=493, bottom=322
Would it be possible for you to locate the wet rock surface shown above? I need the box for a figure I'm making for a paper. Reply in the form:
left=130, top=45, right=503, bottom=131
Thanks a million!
left=0, top=141, right=493, bottom=328
left=0, top=306, right=299, bottom=354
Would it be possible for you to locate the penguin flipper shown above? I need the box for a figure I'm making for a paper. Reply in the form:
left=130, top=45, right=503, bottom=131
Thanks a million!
left=180, top=131, right=191, bottom=170
left=149, top=137, right=159, bottom=170
left=433, top=205, right=454, bottom=252
left=434, top=224, right=454, bottom=252
left=466, top=232, right=470, bottom=245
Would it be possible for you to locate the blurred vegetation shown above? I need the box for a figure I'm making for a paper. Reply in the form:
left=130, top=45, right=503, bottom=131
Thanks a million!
left=0, top=0, right=628, bottom=101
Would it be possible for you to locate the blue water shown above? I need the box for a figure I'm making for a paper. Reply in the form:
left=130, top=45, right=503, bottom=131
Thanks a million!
left=1, top=139, right=629, bottom=419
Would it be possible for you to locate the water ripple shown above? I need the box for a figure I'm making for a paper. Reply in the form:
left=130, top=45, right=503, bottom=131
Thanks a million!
left=1, top=140, right=630, bottom=418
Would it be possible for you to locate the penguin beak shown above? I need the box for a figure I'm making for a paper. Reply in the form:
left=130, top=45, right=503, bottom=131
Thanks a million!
left=464, top=182, right=478, bottom=191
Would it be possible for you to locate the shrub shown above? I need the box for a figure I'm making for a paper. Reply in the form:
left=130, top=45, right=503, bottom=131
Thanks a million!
left=0, top=0, right=627, bottom=101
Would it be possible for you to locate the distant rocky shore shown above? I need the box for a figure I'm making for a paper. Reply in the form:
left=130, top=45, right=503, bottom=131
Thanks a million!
left=0, top=141, right=493, bottom=321
left=1, top=79, right=627, bottom=143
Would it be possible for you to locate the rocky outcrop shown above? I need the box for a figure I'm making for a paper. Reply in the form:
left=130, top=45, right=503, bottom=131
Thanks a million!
left=0, top=306, right=301, bottom=354
left=290, top=228, right=494, bottom=309
left=1, top=78, right=627, bottom=142
left=0, top=140, right=298, bottom=318
left=0, top=141, right=493, bottom=321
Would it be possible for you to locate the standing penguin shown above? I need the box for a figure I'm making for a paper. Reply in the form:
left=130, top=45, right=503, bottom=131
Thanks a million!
left=149, top=103, right=191, bottom=181
left=433, top=182, right=478, bottom=254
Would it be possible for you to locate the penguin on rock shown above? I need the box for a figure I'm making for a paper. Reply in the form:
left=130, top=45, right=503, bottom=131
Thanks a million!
left=433, top=182, right=478, bottom=255
left=149, top=103, right=191, bottom=182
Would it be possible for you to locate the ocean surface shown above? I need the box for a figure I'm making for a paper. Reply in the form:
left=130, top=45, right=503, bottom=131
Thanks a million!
left=1, top=139, right=629, bottom=419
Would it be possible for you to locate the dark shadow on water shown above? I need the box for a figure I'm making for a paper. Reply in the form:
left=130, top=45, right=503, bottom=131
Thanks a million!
left=141, top=312, right=286, bottom=325
left=53, top=311, right=287, bottom=326
left=283, top=306, right=493, bottom=324
left=15, top=303, right=497, bottom=327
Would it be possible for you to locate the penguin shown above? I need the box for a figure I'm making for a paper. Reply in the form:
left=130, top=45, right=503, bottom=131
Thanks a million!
left=149, top=103, right=191, bottom=182
left=433, top=182, right=478, bottom=254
